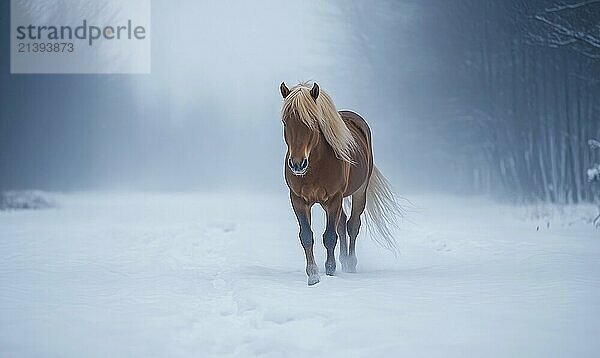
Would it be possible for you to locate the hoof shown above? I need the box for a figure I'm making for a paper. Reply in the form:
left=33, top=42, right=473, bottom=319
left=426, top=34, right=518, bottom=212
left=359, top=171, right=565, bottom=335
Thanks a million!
left=343, top=265, right=356, bottom=273
left=325, top=261, right=336, bottom=276
left=306, top=264, right=319, bottom=285
left=343, top=255, right=357, bottom=273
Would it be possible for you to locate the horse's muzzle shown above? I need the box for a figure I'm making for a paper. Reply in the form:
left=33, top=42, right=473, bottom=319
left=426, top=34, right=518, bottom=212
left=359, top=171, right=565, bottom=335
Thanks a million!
left=288, top=157, right=309, bottom=176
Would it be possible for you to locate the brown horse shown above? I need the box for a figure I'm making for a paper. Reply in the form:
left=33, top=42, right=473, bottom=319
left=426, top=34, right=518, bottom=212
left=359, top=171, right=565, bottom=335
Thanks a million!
left=280, top=82, right=403, bottom=285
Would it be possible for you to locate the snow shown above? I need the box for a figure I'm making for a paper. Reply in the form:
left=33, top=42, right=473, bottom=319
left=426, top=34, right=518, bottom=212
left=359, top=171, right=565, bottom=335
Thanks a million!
left=588, top=165, right=600, bottom=182
left=588, top=139, right=600, bottom=182
left=0, top=191, right=56, bottom=211
left=1, top=192, right=599, bottom=357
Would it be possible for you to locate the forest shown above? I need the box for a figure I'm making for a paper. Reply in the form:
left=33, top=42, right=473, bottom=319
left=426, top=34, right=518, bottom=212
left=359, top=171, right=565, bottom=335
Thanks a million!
left=343, top=0, right=600, bottom=203
left=426, top=0, right=600, bottom=203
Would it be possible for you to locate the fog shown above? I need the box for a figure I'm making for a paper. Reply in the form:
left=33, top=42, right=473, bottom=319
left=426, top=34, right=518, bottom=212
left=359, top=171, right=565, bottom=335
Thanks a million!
left=1, top=0, right=599, bottom=203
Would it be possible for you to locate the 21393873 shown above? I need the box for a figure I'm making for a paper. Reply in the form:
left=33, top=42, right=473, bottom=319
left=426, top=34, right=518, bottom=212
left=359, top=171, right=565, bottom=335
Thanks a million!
left=18, top=42, right=74, bottom=53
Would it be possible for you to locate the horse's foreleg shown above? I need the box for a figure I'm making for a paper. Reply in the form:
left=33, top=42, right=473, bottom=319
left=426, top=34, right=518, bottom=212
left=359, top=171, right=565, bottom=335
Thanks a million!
left=323, top=194, right=343, bottom=276
left=291, top=193, right=319, bottom=285
left=346, top=188, right=367, bottom=273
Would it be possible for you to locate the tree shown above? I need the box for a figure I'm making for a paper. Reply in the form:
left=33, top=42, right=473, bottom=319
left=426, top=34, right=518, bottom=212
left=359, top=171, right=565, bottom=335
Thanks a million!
left=588, top=139, right=600, bottom=226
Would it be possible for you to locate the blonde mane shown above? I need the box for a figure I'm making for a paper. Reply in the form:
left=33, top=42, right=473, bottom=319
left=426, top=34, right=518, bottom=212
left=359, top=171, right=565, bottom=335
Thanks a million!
left=282, top=83, right=357, bottom=163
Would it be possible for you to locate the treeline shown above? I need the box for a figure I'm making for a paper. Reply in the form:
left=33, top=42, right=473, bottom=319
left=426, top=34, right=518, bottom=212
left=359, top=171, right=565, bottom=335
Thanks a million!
left=423, top=0, right=600, bottom=203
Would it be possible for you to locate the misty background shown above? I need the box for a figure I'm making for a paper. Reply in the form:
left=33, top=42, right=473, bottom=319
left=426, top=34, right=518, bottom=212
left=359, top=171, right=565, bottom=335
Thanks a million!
left=1, top=0, right=599, bottom=203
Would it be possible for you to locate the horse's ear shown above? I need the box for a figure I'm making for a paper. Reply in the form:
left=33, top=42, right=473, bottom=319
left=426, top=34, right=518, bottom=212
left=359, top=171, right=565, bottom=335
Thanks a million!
left=310, top=83, right=319, bottom=101
left=280, top=82, right=290, bottom=99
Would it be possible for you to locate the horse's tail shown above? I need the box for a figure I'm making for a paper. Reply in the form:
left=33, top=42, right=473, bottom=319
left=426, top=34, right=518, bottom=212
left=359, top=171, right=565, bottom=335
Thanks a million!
left=364, top=165, right=406, bottom=254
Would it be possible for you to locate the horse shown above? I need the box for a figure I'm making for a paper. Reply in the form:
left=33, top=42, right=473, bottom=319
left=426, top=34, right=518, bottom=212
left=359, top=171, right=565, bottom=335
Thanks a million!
left=279, top=81, right=403, bottom=285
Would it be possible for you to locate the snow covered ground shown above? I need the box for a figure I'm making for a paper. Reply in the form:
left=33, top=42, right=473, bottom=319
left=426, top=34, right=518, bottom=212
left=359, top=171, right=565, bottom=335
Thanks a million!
left=1, top=192, right=599, bottom=357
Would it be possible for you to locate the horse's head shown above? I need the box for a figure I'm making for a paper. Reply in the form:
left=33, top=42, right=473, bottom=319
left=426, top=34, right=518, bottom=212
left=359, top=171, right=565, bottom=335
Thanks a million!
left=280, top=82, right=320, bottom=176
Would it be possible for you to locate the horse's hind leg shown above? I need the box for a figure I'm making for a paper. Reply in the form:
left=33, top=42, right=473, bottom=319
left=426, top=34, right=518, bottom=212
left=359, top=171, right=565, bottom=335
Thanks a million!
left=338, top=209, right=349, bottom=270
left=345, top=186, right=367, bottom=273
